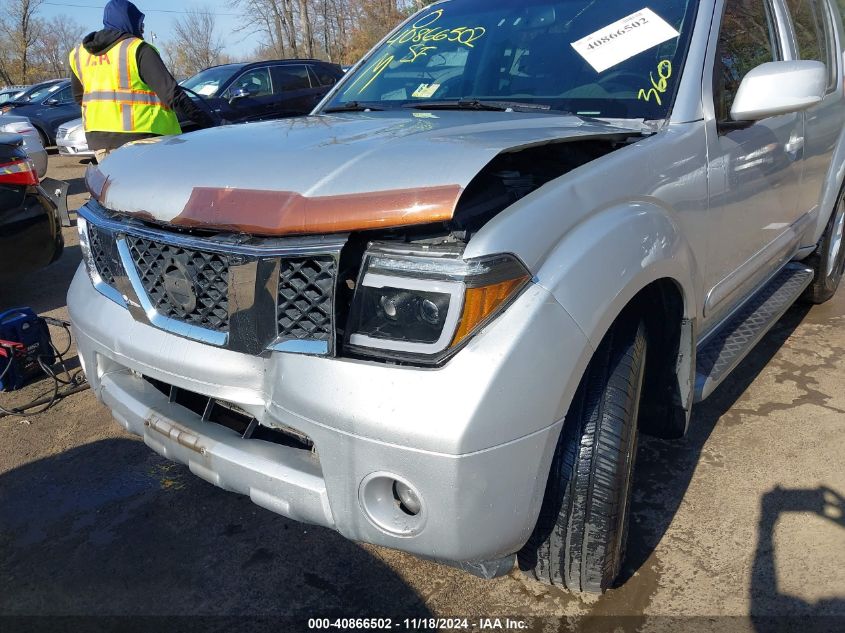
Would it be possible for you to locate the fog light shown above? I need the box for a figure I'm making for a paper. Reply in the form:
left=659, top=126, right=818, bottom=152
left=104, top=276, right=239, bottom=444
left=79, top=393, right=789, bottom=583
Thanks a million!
left=393, top=480, right=422, bottom=516
left=359, top=473, right=426, bottom=536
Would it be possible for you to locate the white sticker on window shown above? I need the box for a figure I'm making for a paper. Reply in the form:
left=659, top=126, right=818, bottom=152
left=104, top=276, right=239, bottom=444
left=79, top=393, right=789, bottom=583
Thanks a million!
left=412, top=83, right=441, bottom=99
left=571, top=8, right=680, bottom=73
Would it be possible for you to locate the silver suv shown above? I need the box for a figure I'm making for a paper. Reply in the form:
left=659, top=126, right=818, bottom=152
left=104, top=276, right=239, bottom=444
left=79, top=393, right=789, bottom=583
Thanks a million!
left=68, top=0, right=845, bottom=593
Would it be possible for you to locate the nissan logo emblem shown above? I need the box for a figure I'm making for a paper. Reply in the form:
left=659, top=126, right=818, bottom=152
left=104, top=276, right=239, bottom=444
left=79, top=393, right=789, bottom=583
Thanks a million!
left=162, top=258, right=197, bottom=314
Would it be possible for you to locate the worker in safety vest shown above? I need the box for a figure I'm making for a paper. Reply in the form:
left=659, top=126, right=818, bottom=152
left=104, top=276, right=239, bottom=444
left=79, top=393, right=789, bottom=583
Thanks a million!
left=69, top=0, right=213, bottom=163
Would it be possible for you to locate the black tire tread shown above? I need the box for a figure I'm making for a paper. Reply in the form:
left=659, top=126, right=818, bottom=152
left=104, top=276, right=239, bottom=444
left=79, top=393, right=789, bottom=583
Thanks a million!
left=803, top=193, right=845, bottom=305
left=518, top=318, right=646, bottom=593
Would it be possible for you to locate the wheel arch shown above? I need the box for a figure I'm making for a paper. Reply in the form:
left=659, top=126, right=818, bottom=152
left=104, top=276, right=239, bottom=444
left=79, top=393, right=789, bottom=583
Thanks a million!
left=812, top=125, right=845, bottom=244
left=32, top=122, right=50, bottom=147
left=537, top=201, right=699, bottom=439
left=519, top=275, right=694, bottom=568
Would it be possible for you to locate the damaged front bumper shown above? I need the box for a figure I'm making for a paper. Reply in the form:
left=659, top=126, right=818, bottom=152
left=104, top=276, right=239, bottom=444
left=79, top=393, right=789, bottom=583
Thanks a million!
left=69, top=239, right=590, bottom=569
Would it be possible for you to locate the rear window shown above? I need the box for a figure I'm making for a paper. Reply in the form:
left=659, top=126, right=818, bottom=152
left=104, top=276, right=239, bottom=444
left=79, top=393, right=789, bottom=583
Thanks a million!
left=312, top=66, right=339, bottom=86
left=273, top=65, right=312, bottom=91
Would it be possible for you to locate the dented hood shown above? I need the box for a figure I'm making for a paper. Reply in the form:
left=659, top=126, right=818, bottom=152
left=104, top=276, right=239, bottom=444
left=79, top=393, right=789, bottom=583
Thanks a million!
left=88, top=111, right=639, bottom=236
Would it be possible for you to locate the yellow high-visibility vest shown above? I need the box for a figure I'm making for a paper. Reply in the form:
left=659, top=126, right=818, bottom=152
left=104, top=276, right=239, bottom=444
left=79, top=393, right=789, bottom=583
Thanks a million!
left=69, top=37, right=181, bottom=137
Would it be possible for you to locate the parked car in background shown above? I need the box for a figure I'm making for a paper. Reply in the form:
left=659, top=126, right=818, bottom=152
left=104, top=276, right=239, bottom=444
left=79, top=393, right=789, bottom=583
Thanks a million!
left=0, top=80, right=80, bottom=148
left=56, top=118, right=94, bottom=160
left=180, top=59, right=344, bottom=124
left=68, top=0, right=845, bottom=597
left=0, top=133, right=63, bottom=275
left=0, top=79, right=64, bottom=112
left=0, top=115, right=48, bottom=178
left=0, top=86, right=29, bottom=104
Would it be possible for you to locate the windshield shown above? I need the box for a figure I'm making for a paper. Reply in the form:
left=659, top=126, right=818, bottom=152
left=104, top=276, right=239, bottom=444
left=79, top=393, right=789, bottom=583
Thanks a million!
left=181, top=66, right=241, bottom=97
left=326, top=0, right=699, bottom=119
left=19, top=82, right=62, bottom=103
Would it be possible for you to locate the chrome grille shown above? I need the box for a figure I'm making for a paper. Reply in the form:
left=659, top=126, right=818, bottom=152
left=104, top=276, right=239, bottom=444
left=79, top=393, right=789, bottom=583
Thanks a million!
left=88, top=224, right=122, bottom=287
left=277, top=257, right=336, bottom=342
left=126, top=235, right=230, bottom=333
left=79, top=202, right=345, bottom=355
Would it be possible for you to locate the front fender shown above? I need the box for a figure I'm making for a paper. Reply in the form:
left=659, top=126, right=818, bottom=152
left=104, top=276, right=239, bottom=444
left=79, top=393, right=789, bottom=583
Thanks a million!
left=534, top=201, right=699, bottom=348
left=810, top=122, right=845, bottom=245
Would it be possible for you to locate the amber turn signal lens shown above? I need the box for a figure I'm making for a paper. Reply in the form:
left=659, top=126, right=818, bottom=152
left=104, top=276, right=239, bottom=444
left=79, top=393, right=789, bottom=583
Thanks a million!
left=451, top=275, right=530, bottom=347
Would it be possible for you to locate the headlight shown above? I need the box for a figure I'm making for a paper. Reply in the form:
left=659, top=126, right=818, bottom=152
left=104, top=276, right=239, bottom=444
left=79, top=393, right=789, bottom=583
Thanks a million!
left=345, top=244, right=530, bottom=364
left=77, top=215, right=98, bottom=283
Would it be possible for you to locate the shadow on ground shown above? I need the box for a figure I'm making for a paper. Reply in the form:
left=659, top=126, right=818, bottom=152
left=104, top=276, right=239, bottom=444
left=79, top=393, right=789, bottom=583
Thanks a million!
left=0, top=245, right=81, bottom=314
left=750, top=486, right=845, bottom=633
left=0, top=438, right=433, bottom=619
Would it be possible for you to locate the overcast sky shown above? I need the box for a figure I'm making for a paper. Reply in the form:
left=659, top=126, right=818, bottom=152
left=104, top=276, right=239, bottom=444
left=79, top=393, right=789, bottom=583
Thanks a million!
left=40, top=0, right=261, bottom=59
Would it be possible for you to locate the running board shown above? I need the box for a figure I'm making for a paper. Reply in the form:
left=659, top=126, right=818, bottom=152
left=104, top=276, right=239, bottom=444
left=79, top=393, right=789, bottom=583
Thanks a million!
left=695, top=264, right=814, bottom=401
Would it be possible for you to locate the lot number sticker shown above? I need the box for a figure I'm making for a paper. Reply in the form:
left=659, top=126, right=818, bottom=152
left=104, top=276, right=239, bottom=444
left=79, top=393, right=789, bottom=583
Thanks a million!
left=571, top=8, right=680, bottom=73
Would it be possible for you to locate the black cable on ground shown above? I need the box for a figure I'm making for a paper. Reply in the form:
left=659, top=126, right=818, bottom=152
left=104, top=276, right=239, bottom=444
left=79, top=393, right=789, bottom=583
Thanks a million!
left=0, top=383, right=90, bottom=420
left=0, top=317, right=89, bottom=420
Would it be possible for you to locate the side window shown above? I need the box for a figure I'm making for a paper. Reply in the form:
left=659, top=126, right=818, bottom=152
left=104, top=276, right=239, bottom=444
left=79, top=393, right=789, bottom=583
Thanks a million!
left=786, top=0, right=837, bottom=90
left=229, top=67, right=273, bottom=98
left=714, top=0, right=781, bottom=122
left=54, top=87, right=73, bottom=104
left=312, top=66, right=339, bottom=87
left=838, top=0, right=845, bottom=48
left=272, top=65, right=312, bottom=91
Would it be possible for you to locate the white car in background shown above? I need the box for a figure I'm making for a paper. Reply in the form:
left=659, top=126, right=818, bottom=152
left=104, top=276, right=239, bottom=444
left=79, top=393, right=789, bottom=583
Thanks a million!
left=56, top=118, right=95, bottom=159
left=0, top=115, right=48, bottom=177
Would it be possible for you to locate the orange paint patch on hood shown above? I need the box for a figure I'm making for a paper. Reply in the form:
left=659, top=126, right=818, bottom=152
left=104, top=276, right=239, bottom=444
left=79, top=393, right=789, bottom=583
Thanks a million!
left=170, top=185, right=464, bottom=236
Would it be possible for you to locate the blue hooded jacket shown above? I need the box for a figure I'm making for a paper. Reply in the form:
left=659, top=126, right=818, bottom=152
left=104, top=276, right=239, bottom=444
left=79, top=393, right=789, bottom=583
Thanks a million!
left=102, top=0, right=145, bottom=38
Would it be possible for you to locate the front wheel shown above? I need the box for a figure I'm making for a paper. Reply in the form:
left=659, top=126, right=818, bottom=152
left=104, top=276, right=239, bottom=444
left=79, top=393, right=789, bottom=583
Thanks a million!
left=518, top=318, right=647, bottom=593
left=803, top=191, right=845, bottom=304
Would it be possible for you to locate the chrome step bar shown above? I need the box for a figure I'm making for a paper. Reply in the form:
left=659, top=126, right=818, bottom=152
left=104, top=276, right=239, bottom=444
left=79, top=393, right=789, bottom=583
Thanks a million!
left=695, top=264, right=814, bottom=402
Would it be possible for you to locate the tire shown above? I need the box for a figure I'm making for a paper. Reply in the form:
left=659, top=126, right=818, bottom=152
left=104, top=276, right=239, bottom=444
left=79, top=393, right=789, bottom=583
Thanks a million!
left=518, top=318, right=647, bottom=593
left=803, top=190, right=845, bottom=304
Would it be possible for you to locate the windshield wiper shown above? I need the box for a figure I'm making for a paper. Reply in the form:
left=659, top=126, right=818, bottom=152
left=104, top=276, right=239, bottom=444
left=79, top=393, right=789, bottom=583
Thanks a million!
left=323, top=101, right=386, bottom=113
left=403, top=99, right=564, bottom=114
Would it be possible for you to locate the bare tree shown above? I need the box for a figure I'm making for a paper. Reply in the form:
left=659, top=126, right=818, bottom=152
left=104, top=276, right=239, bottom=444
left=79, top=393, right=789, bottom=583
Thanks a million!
left=35, top=14, right=85, bottom=78
left=0, top=0, right=46, bottom=84
left=168, top=7, right=226, bottom=79
left=238, top=0, right=299, bottom=58
left=297, top=0, right=315, bottom=58
left=237, top=0, right=428, bottom=65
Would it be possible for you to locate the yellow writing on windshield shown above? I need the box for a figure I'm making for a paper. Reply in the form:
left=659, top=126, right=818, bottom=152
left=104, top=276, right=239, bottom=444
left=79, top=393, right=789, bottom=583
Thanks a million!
left=401, top=43, right=438, bottom=64
left=342, top=9, right=487, bottom=100
left=387, top=9, right=487, bottom=51
left=346, top=54, right=395, bottom=95
left=637, top=60, right=672, bottom=106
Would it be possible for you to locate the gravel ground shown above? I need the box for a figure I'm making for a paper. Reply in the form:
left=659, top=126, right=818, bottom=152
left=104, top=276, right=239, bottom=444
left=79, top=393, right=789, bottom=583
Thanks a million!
left=0, top=155, right=843, bottom=633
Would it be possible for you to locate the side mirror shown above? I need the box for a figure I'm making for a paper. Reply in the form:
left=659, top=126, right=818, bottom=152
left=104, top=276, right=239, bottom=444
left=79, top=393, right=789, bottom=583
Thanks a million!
left=44, top=98, right=60, bottom=106
left=228, top=88, right=249, bottom=104
left=731, top=60, right=826, bottom=121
